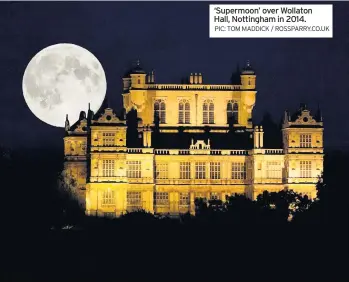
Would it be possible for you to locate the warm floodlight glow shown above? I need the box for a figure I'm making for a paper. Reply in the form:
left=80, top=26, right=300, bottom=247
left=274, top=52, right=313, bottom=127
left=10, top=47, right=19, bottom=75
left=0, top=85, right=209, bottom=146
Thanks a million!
left=22, top=43, right=107, bottom=127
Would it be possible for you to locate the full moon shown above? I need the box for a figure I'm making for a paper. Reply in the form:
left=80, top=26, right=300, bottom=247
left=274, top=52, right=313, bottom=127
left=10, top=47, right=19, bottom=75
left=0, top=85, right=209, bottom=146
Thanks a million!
left=22, top=43, right=107, bottom=127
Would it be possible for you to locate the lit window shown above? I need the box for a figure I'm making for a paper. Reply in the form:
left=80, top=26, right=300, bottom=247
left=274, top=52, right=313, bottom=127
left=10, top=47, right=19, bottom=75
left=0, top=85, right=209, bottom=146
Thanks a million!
left=102, top=132, right=115, bottom=146
left=210, top=192, right=220, bottom=200
left=195, top=192, right=206, bottom=200
left=180, top=162, right=191, bottom=179
left=179, top=193, right=190, bottom=206
left=102, top=188, right=115, bottom=206
left=210, top=162, right=221, bottom=179
left=154, top=100, right=166, bottom=124
left=103, top=212, right=115, bottom=218
left=266, top=161, right=282, bottom=178
left=154, top=192, right=169, bottom=206
left=127, top=161, right=142, bottom=178
left=203, top=100, right=214, bottom=124
left=231, top=162, right=246, bottom=179
left=156, top=163, right=168, bottom=179
left=195, top=162, right=206, bottom=179
left=227, top=100, right=238, bottom=124
left=178, top=100, right=190, bottom=124
left=127, top=191, right=142, bottom=208
left=300, top=134, right=312, bottom=148
left=300, top=161, right=312, bottom=178
left=102, top=160, right=115, bottom=177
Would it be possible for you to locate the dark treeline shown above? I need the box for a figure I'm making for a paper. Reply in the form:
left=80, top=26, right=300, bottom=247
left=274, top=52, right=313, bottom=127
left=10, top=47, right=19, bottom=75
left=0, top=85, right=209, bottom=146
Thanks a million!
left=1, top=146, right=348, bottom=282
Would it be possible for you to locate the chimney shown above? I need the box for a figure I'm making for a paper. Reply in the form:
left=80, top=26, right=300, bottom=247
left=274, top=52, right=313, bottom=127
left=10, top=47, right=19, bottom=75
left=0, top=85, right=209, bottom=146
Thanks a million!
left=254, top=126, right=260, bottom=148
left=198, top=73, right=203, bottom=84
left=151, top=70, right=155, bottom=83
left=189, top=73, right=194, bottom=84
left=194, top=73, right=198, bottom=84
left=283, top=110, right=289, bottom=123
left=259, top=126, right=264, bottom=148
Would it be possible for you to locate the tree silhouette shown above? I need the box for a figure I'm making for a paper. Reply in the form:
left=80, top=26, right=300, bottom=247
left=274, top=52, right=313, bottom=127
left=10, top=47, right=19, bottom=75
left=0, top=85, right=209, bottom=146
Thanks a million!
left=54, top=170, right=85, bottom=228
left=224, top=193, right=260, bottom=224
left=256, top=189, right=313, bottom=223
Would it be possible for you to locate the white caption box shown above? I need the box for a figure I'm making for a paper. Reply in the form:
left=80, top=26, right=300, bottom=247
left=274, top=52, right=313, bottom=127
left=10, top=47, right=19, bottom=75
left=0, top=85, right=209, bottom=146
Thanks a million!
left=209, top=4, right=332, bottom=38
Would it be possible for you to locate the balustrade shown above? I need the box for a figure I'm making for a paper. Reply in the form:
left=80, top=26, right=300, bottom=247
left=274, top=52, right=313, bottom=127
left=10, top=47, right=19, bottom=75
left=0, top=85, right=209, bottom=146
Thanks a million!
left=146, top=84, right=240, bottom=91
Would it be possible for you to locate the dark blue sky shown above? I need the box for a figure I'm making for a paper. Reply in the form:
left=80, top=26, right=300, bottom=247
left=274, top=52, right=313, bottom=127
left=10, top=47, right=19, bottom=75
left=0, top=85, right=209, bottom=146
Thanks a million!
left=1, top=2, right=348, bottom=149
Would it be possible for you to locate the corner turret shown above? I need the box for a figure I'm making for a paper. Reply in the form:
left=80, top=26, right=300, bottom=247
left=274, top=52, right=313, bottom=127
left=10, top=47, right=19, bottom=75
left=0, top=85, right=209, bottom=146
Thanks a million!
left=240, top=60, right=256, bottom=90
left=123, top=60, right=147, bottom=90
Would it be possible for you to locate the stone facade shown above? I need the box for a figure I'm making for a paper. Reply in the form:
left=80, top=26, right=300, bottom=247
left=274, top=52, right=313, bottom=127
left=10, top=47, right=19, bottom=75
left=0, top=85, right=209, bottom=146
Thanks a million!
left=63, top=61, right=324, bottom=217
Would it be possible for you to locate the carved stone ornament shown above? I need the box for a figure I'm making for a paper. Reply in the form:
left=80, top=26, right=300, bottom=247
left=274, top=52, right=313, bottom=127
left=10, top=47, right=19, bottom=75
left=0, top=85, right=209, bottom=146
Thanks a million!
left=131, top=101, right=145, bottom=112
left=294, top=110, right=317, bottom=125
left=96, top=108, right=123, bottom=123
left=74, top=119, right=88, bottom=132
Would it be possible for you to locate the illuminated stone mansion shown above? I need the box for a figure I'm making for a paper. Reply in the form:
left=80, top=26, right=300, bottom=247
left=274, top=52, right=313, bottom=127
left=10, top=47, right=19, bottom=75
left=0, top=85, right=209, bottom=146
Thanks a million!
left=63, top=61, right=324, bottom=217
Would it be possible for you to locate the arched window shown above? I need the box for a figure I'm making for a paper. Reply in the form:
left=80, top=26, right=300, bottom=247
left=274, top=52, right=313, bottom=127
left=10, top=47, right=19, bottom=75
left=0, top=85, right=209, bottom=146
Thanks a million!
left=227, top=100, right=239, bottom=124
left=154, top=100, right=166, bottom=124
left=203, top=100, right=214, bottom=124
left=178, top=100, right=190, bottom=124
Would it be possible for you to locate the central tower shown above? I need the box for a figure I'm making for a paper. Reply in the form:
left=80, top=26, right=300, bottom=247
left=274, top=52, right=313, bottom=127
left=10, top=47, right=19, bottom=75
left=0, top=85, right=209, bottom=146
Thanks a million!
left=122, top=60, right=257, bottom=130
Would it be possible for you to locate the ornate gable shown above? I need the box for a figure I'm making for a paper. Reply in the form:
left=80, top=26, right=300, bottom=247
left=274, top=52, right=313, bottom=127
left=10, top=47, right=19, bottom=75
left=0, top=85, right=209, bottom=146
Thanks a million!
left=283, top=105, right=323, bottom=129
left=67, top=111, right=88, bottom=135
left=73, top=119, right=88, bottom=133
left=92, top=108, right=126, bottom=125
left=293, top=110, right=317, bottom=125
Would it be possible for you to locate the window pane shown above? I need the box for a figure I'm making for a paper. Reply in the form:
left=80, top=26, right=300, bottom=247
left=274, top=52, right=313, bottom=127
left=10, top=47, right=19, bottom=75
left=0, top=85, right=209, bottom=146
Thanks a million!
left=160, top=102, right=166, bottom=111
left=300, top=161, right=312, bottom=178
left=210, top=162, right=221, bottom=179
left=127, top=191, right=142, bottom=208
left=160, top=110, right=166, bottom=123
left=300, top=134, right=312, bottom=148
left=179, top=193, right=190, bottom=206
left=102, top=160, right=115, bottom=177
left=156, top=163, right=168, bottom=179
left=180, top=162, right=191, bottom=179
left=102, top=189, right=115, bottom=206
left=231, top=162, right=246, bottom=179
left=127, top=161, right=142, bottom=178
left=209, top=111, right=214, bottom=124
left=266, top=161, right=282, bottom=178
left=154, top=192, right=169, bottom=206
left=178, top=102, right=183, bottom=123
left=203, top=112, right=208, bottom=124
left=102, top=132, right=115, bottom=147
left=185, top=110, right=190, bottom=124
left=195, top=162, right=206, bottom=179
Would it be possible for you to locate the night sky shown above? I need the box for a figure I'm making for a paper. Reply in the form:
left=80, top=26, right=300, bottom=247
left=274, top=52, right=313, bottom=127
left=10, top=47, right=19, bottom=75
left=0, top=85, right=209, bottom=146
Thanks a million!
left=1, top=1, right=348, bottom=149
